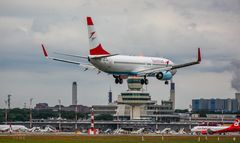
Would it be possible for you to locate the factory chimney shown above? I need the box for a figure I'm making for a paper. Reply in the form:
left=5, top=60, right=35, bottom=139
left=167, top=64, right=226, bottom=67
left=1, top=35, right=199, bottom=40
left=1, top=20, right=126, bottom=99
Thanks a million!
left=170, top=82, right=175, bottom=110
left=235, top=93, right=240, bottom=111
left=72, top=82, right=77, bottom=105
left=108, top=86, right=112, bottom=104
left=7, top=95, right=11, bottom=109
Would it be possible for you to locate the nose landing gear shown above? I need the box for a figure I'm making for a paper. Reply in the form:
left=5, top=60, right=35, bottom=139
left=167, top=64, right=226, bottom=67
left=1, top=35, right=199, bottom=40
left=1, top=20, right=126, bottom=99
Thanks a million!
left=165, top=80, right=169, bottom=85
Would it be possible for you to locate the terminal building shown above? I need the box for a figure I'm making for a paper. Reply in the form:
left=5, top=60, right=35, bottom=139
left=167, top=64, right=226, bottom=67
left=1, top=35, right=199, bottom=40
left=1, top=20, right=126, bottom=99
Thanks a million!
left=34, top=103, right=90, bottom=113
left=192, top=93, right=240, bottom=112
left=93, top=77, right=179, bottom=122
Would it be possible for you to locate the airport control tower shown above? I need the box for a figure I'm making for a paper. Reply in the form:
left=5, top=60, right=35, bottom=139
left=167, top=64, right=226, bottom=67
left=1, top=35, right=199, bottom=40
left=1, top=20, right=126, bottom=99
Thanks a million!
left=117, top=77, right=156, bottom=120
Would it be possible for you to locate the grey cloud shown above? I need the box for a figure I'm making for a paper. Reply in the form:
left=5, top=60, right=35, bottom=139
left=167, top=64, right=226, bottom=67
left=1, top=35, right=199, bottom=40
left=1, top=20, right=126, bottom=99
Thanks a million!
left=31, top=18, right=52, bottom=33
left=0, top=0, right=239, bottom=108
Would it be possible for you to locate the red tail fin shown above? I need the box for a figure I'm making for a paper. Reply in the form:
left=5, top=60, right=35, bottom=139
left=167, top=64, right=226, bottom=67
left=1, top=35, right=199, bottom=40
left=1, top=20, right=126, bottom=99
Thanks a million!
left=90, top=44, right=110, bottom=55
left=233, top=119, right=240, bottom=127
left=87, top=17, right=110, bottom=56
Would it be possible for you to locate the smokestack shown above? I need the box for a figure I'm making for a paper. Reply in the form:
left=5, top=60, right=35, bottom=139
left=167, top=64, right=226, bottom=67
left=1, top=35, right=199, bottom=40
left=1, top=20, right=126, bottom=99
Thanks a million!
left=29, top=98, right=33, bottom=128
left=7, top=95, right=11, bottom=109
left=236, top=93, right=240, bottom=111
left=231, top=60, right=240, bottom=92
left=108, top=86, right=112, bottom=104
left=72, top=82, right=77, bottom=105
left=170, top=82, right=175, bottom=110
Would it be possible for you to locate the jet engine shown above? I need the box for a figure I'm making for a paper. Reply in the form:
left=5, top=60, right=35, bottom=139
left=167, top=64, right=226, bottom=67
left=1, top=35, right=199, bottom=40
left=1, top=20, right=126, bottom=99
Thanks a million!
left=156, top=71, right=173, bottom=80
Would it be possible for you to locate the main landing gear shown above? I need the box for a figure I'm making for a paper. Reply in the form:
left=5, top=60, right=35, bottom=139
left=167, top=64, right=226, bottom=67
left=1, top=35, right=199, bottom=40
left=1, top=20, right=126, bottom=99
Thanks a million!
left=115, top=78, right=123, bottom=84
left=140, top=76, right=149, bottom=85
left=113, top=75, right=123, bottom=84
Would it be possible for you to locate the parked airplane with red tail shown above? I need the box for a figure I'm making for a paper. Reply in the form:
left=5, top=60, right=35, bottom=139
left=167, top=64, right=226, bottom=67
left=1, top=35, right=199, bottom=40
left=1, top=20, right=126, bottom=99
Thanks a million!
left=191, top=119, right=240, bottom=135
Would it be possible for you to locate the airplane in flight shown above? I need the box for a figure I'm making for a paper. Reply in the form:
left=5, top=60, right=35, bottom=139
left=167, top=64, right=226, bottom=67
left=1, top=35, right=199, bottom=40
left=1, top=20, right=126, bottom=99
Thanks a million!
left=191, top=119, right=240, bottom=135
left=41, top=17, right=201, bottom=85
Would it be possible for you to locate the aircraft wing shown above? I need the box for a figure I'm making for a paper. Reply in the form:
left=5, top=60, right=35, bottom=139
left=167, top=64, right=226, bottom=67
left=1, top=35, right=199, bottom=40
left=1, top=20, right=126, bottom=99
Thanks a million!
left=171, top=48, right=201, bottom=69
left=41, top=44, right=96, bottom=70
left=137, top=48, right=201, bottom=76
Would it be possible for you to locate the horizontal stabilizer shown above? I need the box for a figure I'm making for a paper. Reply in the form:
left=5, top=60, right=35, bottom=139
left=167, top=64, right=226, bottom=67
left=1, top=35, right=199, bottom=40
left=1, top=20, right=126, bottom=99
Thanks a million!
left=54, top=52, right=88, bottom=59
left=41, top=44, right=48, bottom=57
left=40, top=44, right=95, bottom=70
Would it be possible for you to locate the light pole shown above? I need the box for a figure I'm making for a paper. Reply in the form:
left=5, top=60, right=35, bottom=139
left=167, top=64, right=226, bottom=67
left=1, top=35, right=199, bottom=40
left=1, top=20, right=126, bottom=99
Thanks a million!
left=29, top=98, right=33, bottom=128
left=4, top=100, right=8, bottom=125
left=155, top=107, right=158, bottom=130
left=189, top=104, right=192, bottom=130
left=75, top=103, right=78, bottom=130
left=221, top=109, right=224, bottom=123
left=58, top=99, right=62, bottom=131
left=7, top=95, right=11, bottom=109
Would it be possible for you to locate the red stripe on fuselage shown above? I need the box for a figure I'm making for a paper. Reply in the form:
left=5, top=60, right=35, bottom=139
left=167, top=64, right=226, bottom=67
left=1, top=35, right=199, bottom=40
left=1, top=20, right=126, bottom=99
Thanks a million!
left=90, top=44, right=110, bottom=55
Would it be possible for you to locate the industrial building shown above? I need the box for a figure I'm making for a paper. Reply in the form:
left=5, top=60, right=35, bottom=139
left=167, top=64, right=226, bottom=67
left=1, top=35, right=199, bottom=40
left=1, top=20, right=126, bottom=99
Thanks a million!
left=192, top=93, right=240, bottom=112
left=34, top=103, right=90, bottom=113
left=35, top=81, right=90, bottom=113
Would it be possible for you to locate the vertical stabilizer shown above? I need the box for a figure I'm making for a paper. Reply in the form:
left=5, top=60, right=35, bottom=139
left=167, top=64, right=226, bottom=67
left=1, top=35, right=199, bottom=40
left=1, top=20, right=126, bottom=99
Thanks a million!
left=233, top=119, right=240, bottom=127
left=87, top=17, right=110, bottom=56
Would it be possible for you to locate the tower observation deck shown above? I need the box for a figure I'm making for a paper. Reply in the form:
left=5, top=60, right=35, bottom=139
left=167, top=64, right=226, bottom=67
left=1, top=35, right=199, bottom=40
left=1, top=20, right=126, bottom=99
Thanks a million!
left=117, top=77, right=156, bottom=119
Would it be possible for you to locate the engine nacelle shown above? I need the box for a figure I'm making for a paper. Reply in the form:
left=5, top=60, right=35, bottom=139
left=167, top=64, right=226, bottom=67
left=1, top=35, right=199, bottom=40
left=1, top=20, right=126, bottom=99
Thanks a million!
left=156, top=71, right=173, bottom=80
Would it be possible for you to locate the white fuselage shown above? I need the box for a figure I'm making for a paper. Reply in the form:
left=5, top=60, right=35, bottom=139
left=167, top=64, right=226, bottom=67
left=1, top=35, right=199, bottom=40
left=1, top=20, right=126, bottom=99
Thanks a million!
left=191, top=125, right=229, bottom=132
left=0, top=125, right=29, bottom=132
left=90, top=55, right=175, bottom=76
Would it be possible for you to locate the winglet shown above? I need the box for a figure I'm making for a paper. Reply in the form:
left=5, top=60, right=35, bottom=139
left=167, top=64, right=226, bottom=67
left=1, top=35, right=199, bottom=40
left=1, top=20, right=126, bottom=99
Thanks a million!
left=87, top=17, right=94, bottom=25
left=197, top=48, right=201, bottom=63
left=41, top=44, right=48, bottom=57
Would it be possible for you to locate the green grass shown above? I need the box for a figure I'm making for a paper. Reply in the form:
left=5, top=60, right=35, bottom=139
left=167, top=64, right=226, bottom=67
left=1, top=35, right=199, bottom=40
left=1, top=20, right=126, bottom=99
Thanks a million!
left=0, top=135, right=239, bottom=143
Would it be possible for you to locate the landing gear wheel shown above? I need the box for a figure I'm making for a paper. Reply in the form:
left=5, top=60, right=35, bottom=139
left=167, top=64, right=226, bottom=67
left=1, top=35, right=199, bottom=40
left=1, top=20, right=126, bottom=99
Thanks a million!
left=115, top=78, right=119, bottom=84
left=165, top=80, right=169, bottom=85
left=119, top=78, right=123, bottom=84
left=140, top=79, right=145, bottom=85
left=144, top=79, right=149, bottom=85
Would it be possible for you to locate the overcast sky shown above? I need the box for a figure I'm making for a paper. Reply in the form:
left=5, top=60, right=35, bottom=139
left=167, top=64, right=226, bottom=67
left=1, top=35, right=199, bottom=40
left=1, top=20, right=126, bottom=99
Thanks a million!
left=0, top=0, right=240, bottom=109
